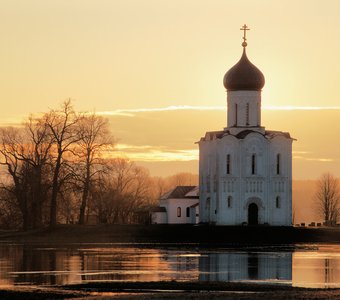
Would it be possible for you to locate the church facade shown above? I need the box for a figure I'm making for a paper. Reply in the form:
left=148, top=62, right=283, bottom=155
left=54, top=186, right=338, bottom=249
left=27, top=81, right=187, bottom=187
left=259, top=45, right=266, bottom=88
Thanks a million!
left=198, top=26, right=294, bottom=226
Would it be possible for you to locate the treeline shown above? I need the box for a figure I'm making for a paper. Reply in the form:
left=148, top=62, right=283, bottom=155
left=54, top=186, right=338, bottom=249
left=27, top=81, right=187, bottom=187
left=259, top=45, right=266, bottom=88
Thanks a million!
left=0, top=100, right=198, bottom=230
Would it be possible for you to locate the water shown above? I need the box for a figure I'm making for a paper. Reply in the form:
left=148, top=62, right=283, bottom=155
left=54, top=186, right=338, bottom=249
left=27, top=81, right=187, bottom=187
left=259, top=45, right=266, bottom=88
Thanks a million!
left=0, top=243, right=339, bottom=288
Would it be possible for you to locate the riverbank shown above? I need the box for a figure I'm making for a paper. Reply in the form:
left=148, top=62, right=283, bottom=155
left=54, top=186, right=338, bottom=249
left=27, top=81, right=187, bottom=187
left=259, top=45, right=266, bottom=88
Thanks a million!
left=1, top=224, right=340, bottom=245
left=1, top=281, right=340, bottom=299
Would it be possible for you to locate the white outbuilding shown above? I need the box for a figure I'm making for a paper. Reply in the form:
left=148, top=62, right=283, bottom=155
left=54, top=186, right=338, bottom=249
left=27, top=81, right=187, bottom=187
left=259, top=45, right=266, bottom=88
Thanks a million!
left=151, top=186, right=199, bottom=224
left=198, top=26, right=294, bottom=226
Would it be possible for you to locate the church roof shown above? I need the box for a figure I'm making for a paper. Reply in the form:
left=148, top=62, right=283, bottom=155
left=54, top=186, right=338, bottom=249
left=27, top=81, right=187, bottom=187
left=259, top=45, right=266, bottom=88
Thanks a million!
left=264, top=130, right=293, bottom=139
left=223, top=48, right=265, bottom=91
left=160, top=186, right=198, bottom=200
left=200, top=129, right=293, bottom=142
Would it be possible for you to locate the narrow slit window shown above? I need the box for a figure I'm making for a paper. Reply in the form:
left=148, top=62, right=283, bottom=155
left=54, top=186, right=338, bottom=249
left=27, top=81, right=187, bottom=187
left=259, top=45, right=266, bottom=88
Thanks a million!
left=226, top=154, right=231, bottom=174
left=251, top=154, right=256, bottom=175
left=276, top=154, right=281, bottom=175
left=177, top=207, right=181, bottom=217
left=276, top=196, right=280, bottom=208
left=186, top=207, right=190, bottom=217
left=227, top=196, right=232, bottom=208
left=246, top=103, right=249, bottom=125
left=235, top=103, right=238, bottom=126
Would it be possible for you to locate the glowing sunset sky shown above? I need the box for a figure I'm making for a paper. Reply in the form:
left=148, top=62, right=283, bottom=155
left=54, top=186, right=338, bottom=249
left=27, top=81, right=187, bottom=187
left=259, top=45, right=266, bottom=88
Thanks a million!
left=1, top=0, right=340, bottom=179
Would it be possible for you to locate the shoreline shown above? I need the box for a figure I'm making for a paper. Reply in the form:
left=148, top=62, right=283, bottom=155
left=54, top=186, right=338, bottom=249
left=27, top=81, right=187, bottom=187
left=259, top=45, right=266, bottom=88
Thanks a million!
left=1, top=281, right=340, bottom=299
left=1, top=224, right=340, bottom=245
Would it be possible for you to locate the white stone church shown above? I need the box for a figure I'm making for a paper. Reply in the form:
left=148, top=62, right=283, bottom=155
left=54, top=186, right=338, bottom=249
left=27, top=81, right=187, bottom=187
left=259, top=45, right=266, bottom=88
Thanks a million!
left=198, top=27, right=294, bottom=226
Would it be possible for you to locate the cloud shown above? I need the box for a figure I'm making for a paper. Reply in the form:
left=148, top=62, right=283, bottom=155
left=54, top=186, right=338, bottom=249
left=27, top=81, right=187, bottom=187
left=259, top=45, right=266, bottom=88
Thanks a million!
left=3, top=105, right=340, bottom=124
left=97, top=105, right=226, bottom=117
left=113, top=143, right=336, bottom=164
left=112, top=143, right=199, bottom=162
left=97, top=105, right=340, bottom=117
left=293, top=155, right=335, bottom=162
left=292, top=151, right=311, bottom=154
left=264, top=105, right=340, bottom=111
left=305, top=158, right=335, bottom=162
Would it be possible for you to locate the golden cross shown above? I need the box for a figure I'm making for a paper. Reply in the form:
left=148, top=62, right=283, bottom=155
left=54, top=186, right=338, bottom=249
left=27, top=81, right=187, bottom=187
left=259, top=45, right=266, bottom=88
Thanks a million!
left=240, top=24, right=250, bottom=47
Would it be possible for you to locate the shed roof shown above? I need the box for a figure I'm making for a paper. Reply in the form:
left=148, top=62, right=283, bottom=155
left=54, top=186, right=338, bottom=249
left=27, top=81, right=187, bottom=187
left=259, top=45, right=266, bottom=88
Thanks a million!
left=160, top=186, right=198, bottom=200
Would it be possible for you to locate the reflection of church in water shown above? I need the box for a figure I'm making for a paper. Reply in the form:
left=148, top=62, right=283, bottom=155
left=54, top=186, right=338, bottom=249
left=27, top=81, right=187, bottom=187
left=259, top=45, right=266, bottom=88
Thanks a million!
left=198, top=252, right=292, bottom=282
left=199, top=25, right=294, bottom=226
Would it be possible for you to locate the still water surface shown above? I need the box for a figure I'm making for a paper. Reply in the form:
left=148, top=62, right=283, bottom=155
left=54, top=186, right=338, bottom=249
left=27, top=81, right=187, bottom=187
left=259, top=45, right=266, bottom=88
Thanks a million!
left=0, top=243, right=339, bottom=288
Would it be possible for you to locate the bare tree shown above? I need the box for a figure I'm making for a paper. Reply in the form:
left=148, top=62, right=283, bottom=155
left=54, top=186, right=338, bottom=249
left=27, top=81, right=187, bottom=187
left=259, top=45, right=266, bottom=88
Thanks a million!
left=89, top=158, right=154, bottom=224
left=43, top=100, right=81, bottom=227
left=167, top=172, right=198, bottom=187
left=0, top=116, right=52, bottom=229
left=75, top=113, right=114, bottom=224
left=315, top=173, right=340, bottom=225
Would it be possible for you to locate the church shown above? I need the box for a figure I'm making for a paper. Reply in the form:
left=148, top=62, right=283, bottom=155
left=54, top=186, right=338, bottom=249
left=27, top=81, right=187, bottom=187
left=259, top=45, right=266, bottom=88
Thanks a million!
left=198, top=25, right=294, bottom=226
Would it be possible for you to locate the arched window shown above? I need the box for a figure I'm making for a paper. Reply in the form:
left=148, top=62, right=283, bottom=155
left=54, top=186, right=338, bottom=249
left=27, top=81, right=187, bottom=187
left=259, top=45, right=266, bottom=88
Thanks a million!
left=251, top=154, right=256, bottom=175
left=186, top=207, right=190, bottom=217
left=246, top=103, right=249, bottom=125
left=227, top=196, right=232, bottom=208
left=276, top=154, right=281, bottom=175
left=276, top=196, right=280, bottom=208
left=177, top=207, right=181, bottom=217
left=226, top=154, right=231, bottom=175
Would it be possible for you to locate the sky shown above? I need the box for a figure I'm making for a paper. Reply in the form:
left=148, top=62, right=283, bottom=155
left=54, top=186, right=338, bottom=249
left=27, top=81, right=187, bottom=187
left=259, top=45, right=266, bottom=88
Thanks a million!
left=1, top=0, right=340, bottom=179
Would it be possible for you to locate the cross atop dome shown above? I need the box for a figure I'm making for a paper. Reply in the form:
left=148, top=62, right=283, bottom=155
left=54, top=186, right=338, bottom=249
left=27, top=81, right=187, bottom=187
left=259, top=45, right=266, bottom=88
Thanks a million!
left=240, top=24, right=250, bottom=47
left=223, top=25, right=265, bottom=91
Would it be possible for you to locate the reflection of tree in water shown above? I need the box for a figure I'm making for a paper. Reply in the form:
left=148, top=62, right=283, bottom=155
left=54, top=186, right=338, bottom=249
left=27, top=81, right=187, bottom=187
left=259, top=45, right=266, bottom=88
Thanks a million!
left=20, top=247, right=58, bottom=285
left=80, top=248, right=164, bottom=282
left=247, top=253, right=259, bottom=280
left=0, top=245, right=22, bottom=285
left=6, top=246, right=81, bottom=285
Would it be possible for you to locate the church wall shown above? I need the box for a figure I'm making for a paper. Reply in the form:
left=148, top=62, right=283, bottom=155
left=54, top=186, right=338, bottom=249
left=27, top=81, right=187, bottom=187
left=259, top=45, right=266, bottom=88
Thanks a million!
left=199, top=132, right=293, bottom=226
left=268, top=136, right=293, bottom=225
left=239, top=134, right=269, bottom=224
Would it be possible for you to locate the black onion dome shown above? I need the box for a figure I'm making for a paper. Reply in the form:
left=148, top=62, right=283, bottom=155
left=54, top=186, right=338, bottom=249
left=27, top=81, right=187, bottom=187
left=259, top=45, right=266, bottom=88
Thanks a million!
left=223, top=48, right=265, bottom=91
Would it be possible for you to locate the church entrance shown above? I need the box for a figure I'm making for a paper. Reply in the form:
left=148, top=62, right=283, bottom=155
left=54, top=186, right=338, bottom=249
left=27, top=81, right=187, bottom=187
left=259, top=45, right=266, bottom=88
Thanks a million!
left=248, top=203, right=258, bottom=225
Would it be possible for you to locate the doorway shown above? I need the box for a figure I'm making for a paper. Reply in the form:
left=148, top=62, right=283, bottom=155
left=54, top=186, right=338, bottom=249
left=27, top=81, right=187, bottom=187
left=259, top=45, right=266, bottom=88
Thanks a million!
left=248, top=203, right=258, bottom=225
